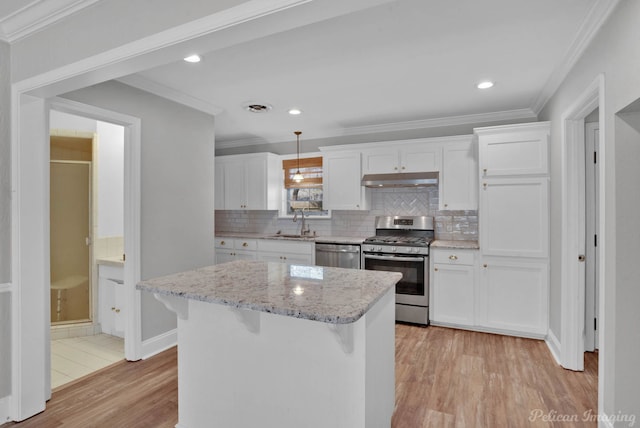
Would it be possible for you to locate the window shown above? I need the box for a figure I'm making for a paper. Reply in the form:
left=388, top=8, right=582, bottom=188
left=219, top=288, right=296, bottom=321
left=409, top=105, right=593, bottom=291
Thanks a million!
left=282, top=156, right=329, bottom=217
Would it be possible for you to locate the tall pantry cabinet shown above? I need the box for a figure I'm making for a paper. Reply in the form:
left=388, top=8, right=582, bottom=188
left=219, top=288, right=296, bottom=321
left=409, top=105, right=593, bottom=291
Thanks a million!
left=475, top=122, right=550, bottom=337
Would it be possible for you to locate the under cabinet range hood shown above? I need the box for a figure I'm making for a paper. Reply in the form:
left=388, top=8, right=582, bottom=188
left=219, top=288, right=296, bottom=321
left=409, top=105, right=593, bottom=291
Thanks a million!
left=361, top=171, right=439, bottom=188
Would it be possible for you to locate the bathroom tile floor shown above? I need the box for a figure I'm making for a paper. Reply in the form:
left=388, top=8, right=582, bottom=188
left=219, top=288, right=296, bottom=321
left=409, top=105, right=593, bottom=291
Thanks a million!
left=51, top=334, right=124, bottom=389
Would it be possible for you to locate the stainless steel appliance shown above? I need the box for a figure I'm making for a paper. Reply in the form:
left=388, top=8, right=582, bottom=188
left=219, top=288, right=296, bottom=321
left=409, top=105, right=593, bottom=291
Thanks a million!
left=362, top=216, right=434, bottom=325
left=315, top=243, right=361, bottom=269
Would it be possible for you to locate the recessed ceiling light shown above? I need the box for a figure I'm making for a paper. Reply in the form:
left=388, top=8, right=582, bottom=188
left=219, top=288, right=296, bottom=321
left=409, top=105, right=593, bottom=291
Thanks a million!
left=244, top=103, right=272, bottom=113
left=183, top=54, right=201, bottom=63
left=288, top=108, right=302, bottom=115
left=477, top=81, right=494, bottom=89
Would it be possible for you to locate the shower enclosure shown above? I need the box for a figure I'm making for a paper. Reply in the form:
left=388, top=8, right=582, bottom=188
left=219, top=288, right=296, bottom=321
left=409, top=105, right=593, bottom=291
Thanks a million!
left=50, top=135, right=93, bottom=324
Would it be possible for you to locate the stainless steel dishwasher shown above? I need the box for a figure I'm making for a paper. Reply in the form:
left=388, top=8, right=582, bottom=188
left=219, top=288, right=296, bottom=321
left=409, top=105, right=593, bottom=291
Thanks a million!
left=315, top=243, right=361, bottom=269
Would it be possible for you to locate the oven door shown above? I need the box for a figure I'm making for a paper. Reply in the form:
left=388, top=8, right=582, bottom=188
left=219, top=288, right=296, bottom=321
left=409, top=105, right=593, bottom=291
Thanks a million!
left=363, top=253, right=428, bottom=306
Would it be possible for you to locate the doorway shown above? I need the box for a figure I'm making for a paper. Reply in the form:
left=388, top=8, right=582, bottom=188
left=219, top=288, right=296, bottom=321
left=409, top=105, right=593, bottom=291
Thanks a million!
left=584, top=119, right=599, bottom=353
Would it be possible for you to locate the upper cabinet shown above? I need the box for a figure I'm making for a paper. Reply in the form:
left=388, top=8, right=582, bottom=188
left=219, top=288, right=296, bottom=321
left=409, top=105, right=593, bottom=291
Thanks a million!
left=476, top=122, right=549, bottom=178
left=362, top=143, right=441, bottom=174
left=439, top=137, right=477, bottom=211
left=215, top=153, right=281, bottom=210
left=321, top=150, right=370, bottom=210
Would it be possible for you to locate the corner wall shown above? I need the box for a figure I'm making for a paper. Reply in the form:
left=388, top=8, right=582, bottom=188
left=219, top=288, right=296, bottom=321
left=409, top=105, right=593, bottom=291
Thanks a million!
left=61, top=80, right=216, bottom=341
left=539, top=0, right=640, bottom=420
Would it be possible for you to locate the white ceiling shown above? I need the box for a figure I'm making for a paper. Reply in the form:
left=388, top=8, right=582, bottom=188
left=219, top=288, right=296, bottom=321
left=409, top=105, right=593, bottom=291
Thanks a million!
left=127, top=0, right=604, bottom=148
left=1, top=0, right=609, bottom=149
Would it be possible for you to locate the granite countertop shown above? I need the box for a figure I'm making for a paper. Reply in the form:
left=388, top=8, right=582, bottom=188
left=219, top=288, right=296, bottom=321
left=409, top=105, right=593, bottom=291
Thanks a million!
left=137, top=260, right=401, bottom=324
left=430, top=240, right=480, bottom=249
left=215, top=231, right=366, bottom=244
left=96, top=256, right=125, bottom=267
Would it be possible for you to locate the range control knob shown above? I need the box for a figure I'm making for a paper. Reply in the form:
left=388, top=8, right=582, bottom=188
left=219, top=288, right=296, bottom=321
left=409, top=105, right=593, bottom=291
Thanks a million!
left=391, top=246, right=397, bottom=252
left=377, top=246, right=383, bottom=252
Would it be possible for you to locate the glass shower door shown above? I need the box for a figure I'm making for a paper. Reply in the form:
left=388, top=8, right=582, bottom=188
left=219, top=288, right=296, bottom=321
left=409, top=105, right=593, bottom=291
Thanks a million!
left=50, top=161, right=91, bottom=324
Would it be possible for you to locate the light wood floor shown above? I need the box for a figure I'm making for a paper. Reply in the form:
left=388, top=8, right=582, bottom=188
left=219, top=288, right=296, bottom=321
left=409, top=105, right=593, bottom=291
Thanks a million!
left=6, top=325, right=597, bottom=428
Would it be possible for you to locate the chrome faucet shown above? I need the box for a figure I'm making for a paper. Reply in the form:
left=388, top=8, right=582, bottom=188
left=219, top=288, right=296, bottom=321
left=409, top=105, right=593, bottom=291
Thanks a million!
left=293, top=209, right=311, bottom=236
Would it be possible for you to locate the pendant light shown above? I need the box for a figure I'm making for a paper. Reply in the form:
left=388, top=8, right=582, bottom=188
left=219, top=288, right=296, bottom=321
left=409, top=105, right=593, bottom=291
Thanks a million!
left=292, top=131, right=304, bottom=183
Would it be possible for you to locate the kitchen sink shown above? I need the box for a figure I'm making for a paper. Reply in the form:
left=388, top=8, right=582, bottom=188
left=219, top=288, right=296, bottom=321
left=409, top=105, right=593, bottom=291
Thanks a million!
left=269, top=234, right=304, bottom=238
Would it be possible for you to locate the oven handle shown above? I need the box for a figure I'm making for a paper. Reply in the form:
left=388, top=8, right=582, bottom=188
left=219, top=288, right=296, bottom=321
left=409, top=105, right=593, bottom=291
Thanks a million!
left=363, top=254, right=425, bottom=262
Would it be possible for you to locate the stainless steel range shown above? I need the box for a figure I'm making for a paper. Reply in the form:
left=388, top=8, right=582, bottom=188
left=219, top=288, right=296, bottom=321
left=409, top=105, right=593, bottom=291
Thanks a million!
left=362, top=216, right=434, bottom=325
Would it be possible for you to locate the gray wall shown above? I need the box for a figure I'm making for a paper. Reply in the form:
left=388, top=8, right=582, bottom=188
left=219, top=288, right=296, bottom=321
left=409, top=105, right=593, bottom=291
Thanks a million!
left=0, top=40, right=11, bottom=403
left=0, top=41, right=10, bottom=283
left=539, top=0, right=640, bottom=420
left=61, top=80, right=216, bottom=341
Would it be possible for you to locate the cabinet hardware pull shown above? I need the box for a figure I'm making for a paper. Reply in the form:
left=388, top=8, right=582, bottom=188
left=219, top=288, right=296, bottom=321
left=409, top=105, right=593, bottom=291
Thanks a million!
left=434, top=268, right=438, bottom=272
left=444, top=203, right=448, bottom=208
left=483, top=183, right=487, bottom=189
left=115, top=309, right=120, bottom=313
left=449, top=255, right=458, bottom=260
left=220, top=241, right=225, bottom=245
left=242, top=242, right=248, bottom=247
left=111, top=307, right=116, bottom=311
left=578, top=255, right=586, bottom=262
left=483, top=168, right=487, bottom=174
left=483, top=264, right=488, bottom=268
left=394, top=166, right=398, bottom=170
left=401, top=166, right=405, bottom=170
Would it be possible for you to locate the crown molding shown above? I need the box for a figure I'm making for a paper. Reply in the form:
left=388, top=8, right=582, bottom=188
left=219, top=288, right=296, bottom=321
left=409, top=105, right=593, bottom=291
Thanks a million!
left=116, top=75, right=224, bottom=116
left=0, top=0, right=100, bottom=43
left=215, top=108, right=537, bottom=149
left=531, top=0, right=620, bottom=114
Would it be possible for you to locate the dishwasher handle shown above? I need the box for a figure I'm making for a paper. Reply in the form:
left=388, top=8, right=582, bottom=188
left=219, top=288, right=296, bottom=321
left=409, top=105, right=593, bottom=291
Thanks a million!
left=316, top=248, right=360, bottom=254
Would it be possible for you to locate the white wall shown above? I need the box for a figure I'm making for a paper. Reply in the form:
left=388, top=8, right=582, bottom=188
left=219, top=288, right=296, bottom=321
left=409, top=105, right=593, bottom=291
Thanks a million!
left=96, top=122, right=124, bottom=238
left=61, top=81, right=216, bottom=340
left=50, top=110, right=97, bottom=132
left=539, top=0, right=640, bottom=420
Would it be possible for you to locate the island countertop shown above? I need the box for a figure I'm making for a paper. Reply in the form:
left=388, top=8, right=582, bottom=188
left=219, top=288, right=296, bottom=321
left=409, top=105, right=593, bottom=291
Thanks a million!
left=137, top=260, right=402, bottom=324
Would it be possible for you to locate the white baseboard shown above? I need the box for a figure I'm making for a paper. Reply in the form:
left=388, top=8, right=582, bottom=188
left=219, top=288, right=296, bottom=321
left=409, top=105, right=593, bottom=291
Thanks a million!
left=141, top=328, right=177, bottom=360
left=545, top=329, right=562, bottom=366
left=0, top=395, right=11, bottom=425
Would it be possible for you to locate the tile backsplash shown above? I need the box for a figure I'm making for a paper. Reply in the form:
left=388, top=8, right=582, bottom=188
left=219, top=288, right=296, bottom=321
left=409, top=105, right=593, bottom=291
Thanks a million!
left=216, top=188, right=477, bottom=240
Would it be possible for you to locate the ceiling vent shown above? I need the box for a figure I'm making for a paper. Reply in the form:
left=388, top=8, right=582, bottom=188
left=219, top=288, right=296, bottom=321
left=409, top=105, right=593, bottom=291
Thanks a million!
left=244, top=103, right=272, bottom=113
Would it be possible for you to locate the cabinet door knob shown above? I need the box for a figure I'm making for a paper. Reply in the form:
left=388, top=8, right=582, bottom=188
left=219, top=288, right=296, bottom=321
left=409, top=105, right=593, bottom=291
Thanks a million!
left=115, top=309, right=121, bottom=313
left=483, top=168, right=487, bottom=174
left=242, top=242, right=248, bottom=247
left=434, top=268, right=438, bottom=272
left=401, top=166, right=405, bottom=170
left=111, top=307, right=116, bottom=311
left=483, top=183, right=487, bottom=189
left=394, top=166, right=398, bottom=170
left=449, top=255, right=458, bottom=261
left=483, top=264, right=488, bottom=268
left=444, top=203, right=448, bottom=208
left=220, top=240, right=225, bottom=245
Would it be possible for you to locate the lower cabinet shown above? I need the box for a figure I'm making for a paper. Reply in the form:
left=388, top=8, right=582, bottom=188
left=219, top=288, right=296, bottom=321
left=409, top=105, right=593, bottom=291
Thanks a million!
left=98, top=264, right=125, bottom=338
left=215, top=238, right=258, bottom=264
left=257, top=240, right=314, bottom=265
left=430, top=249, right=477, bottom=327
left=215, top=237, right=314, bottom=265
left=430, top=248, right=549, bottom=338
left=477, top=257, right=549, bottom=336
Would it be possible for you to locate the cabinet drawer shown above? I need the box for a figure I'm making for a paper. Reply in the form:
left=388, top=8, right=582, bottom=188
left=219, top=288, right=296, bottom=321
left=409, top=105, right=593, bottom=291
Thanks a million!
left=258, top=239, right=313, bottom=255
left=215, top=238, right=233, bottom=249
left=234, top=239, right=257, bottom=251
left=432, top=250, right=476, bottom=265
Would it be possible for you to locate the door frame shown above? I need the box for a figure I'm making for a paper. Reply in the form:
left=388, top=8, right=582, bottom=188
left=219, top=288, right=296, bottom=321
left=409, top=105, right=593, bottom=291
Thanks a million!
left=559, top=75, right=605, bottom=378
left=49, top=96, right=142, bottom=363
left=584, top=122, right=599, bottom=352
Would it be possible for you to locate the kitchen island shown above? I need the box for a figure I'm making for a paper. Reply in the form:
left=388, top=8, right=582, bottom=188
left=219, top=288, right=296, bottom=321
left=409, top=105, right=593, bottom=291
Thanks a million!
left=137, top=260, right=402, bottom=428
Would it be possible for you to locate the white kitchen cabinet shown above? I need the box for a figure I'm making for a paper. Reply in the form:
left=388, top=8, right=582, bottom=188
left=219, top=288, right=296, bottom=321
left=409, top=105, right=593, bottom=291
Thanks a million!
left=439, top=138, right=477, bottom=210
left=216, top=153, right=281, bottom=210
left=214, top=158, right=225, bottom=210
left=257, top=240, right=314, bottom=265
left=430, top=248, right=477, bottom=327
left=476, top=122, right=549, bottom=178
left=361, top=144, right=441, bottom=174
left=477, top=258, right=548, bottom=336
left=214, top=238, right=258, bottom=264
left=98, top=264, right=125, bottom=338
left=479, top=177, right=549, bottom=258
left=322, top=151, right=369, bottom=210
